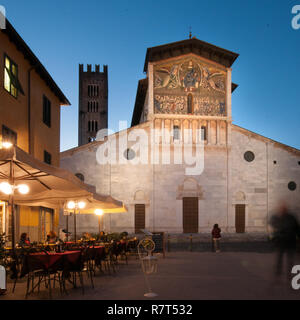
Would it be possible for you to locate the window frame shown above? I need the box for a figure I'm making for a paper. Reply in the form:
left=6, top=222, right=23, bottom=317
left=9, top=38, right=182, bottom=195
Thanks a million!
left=2, top=125, right=17, bottom=146
left=3, top=54, right=19, bottom=98
left=43, top=95, right=51, bottom=128
left=44, top=150, right=52, bottom=165
left=173, top=125, right=180, bottom=141
left=201, top=126, right=207, bottom=141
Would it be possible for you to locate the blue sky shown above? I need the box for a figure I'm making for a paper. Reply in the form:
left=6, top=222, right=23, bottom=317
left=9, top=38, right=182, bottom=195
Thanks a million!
left=2, top=0, right=300, bottom=151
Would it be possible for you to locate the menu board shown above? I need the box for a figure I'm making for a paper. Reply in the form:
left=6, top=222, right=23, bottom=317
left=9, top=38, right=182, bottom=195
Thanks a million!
left=152, top=232, right=166, bottom=258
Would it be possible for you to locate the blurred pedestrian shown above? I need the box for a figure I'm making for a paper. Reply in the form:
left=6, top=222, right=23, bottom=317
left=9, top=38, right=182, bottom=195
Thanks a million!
left=270, top=201, right=300, bottom=279
left=212, top=224, right=221, bottom=252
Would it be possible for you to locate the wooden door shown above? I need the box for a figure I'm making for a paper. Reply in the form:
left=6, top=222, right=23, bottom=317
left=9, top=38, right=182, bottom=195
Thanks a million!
left=135, top=204, right=145, bottom=234
left=235, top=204, right=245, bottom=233
left=183, top=197, right=198, bottom=233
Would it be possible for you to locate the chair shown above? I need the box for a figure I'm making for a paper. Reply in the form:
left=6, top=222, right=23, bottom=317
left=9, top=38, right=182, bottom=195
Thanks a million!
left=61, top=250, right=86, bottom=295
left=21, top=251, right=64, bottom=299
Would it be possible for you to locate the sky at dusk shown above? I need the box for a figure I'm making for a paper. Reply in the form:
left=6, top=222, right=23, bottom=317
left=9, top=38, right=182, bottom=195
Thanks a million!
left=2, top=0, right=300, bottom=151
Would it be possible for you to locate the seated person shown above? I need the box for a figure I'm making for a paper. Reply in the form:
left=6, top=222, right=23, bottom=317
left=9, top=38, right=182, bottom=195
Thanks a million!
left=19, top=233, right=30, bottom=246
left=60, top=229, right=71, bottom=242
left=98, top=231, right=106, bottom=241
left=81, top=232, right=92, bottom=241
left=46, top=231, right=58, bottom=244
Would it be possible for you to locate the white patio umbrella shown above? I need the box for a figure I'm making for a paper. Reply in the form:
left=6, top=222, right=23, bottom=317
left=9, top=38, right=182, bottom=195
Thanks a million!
left=0, top=146, right=123, bottom=251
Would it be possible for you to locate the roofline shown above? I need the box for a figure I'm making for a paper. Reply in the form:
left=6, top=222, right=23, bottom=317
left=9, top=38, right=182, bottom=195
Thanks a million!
left=1, top=15, right=70, bottom=105
left=60, top=122, right=150, bottom=158
left=232, top=124, right=300, bottom=155
left=131, top=78, right=148, bottom=127
left=144, top=38, right=239, bottom=72
left=61, top=122, right=300, bottom=157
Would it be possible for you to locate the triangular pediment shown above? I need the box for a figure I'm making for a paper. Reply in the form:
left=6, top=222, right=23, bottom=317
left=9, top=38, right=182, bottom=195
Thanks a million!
left=144, top=38, right=239, bottom=72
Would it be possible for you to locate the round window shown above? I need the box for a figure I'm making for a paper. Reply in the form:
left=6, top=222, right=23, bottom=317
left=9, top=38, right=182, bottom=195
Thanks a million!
left=75, top=173, right=84, bottom=182
left=244, top=151, right=255, bottom=162
left=288, top=181, right=297, bottom=191
left=124, top=148, right=135, bottom=160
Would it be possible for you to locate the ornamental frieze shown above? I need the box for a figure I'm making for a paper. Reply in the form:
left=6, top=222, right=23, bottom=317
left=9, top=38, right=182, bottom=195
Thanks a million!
left=154, top=57, right=227, bottom=116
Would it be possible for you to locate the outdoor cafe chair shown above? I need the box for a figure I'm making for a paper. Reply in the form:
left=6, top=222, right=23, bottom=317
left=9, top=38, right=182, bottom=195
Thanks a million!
left=61, top=250, right=86, bottom=295
left=23, top=251, right=64, bottom=299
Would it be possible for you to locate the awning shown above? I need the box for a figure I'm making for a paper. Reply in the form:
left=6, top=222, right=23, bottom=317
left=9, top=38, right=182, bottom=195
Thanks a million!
left=0, top=146, right=124, bottom=211
left=79, top=205, right=128, bottom=215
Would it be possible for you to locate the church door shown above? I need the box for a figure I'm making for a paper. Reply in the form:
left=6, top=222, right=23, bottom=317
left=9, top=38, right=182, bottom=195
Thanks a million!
left=183, top=197, right=198, bottom=233
left=235, top=204, right=245, bottom=233
left=135, top=204, right=145, bottom=234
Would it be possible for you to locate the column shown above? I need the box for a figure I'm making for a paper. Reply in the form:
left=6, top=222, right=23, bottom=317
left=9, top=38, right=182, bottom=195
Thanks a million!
left=216, top=120, right=220, bottom=145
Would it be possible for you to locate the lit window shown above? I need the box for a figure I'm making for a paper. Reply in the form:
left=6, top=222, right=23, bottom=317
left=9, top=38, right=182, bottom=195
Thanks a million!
left=2, top=125, right=17, bottom=146
left=3, top=55, right=24, bottom=98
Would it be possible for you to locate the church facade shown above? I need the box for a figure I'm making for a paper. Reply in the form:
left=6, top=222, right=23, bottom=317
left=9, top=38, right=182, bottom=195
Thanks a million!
left=60, top=38, right=300, bottom=235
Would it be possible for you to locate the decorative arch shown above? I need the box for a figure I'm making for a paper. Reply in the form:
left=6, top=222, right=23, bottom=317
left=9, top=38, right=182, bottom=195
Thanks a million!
left=134, top=190, right=145, bottom=201
left=75, top=173, right=85, bottom=182
left=177, top=178, right=203, bottom=199
left=235, top=191, right=246, bottom=202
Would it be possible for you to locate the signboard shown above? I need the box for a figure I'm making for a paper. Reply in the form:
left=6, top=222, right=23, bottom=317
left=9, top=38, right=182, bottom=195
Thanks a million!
left=140, top=229, right=153, bottom=236
left=152, top=232, right=166, bottom=258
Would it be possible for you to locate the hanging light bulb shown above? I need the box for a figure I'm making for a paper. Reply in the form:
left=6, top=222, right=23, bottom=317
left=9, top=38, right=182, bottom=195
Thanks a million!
left=95, top=209, right=103, bottom=216
left=0, top=182, right=13, bottom=195
left=2, top=141, right=13, bottom=149
left=78, top=201, right=86, bottom=209
left=18, top=184, right=29, bottom=195
left=67, top=201, right=75, bottom=209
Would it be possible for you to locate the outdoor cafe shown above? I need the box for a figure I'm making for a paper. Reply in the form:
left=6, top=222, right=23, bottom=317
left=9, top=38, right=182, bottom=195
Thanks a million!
left=0, top=145, right=139, bottom=298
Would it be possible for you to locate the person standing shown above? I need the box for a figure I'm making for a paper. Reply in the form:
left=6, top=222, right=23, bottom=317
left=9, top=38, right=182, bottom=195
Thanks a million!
left=212, top=224, right=221, bottom=253
left=270, top=201, right=300, bottom=279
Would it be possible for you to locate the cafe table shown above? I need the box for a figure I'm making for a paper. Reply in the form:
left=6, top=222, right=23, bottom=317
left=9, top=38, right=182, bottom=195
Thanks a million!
left=21, top=250, right=82, bottom=298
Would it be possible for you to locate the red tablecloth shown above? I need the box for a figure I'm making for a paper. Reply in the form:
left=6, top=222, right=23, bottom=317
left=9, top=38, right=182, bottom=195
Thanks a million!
left=89, top=246, right=104, bottom=255
left=29, top=251, right=81, bottom=269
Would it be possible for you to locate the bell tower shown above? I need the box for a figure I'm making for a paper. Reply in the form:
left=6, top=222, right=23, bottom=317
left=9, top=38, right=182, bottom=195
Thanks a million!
left=78, top=64, right=108, bottom=146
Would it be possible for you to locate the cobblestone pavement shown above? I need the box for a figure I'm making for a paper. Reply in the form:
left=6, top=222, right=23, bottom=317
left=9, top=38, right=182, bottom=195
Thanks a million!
left=1, top=251, right=300, bottom=300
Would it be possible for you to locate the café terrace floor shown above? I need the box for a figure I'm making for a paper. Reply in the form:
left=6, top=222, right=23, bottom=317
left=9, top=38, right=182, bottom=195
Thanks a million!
left=1, top=251, right=300, bottom=300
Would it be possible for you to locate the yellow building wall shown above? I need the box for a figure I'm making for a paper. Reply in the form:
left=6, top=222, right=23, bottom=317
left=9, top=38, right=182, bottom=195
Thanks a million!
left=0, top=31, right=62, bottom=166
left=19, top=206, right=39, bottom=227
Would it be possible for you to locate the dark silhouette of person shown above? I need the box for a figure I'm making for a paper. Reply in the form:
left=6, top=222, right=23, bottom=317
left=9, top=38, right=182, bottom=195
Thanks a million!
left=270, top=201, right=300, bottom=278
left=211, top=224, right=221, bottom=252
left=19, top=233, right=30, bottom=246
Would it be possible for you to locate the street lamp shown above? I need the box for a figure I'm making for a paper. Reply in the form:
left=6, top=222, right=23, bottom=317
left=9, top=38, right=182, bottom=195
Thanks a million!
left=95, top=209, right=103, bottom=235
left=0, top=182, right=29, bottom=251
left=1, top=141, right=13, bottom=149
left=66, top=200, right=86, bottom=242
